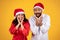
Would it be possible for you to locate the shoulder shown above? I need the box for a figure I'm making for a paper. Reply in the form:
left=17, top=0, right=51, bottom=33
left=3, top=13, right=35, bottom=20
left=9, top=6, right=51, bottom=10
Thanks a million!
left=29, top=15, right=35, bottom=21
left=24, top=21, right=30, bottom=25
left=23, top=21, right=30, bottom=27
left=43, top=14, right=50, bottom=19
left=12, top=22, right=15, bottom=25
left=29, top=16, right=34, bottom=19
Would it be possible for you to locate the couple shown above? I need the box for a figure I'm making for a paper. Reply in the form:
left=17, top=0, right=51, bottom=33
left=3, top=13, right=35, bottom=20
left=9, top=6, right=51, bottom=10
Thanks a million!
left=9, top=3, right=50, bottom=40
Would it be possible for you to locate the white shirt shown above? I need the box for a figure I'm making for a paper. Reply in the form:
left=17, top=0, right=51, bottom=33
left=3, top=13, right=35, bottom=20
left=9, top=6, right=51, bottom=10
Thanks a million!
left=29, top=14, right=50, bottom=40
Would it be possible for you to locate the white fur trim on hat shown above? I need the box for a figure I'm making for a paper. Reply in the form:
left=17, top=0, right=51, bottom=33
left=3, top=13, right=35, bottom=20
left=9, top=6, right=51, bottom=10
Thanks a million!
left=34, top=6, right=43, bottom=10
left=16, top=12, right=24, bottom=16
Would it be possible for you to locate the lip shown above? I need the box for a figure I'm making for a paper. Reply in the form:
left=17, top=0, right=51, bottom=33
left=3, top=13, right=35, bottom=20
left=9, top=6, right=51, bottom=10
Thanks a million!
left=34, top=13, right=41, bottom=18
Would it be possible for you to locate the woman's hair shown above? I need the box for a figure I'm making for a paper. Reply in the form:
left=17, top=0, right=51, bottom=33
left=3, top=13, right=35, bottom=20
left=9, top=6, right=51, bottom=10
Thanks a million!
left=12, top=14, right=28, bottom=26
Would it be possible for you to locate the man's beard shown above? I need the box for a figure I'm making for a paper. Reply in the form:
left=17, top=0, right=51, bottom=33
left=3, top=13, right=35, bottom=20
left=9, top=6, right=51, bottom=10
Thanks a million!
left=34, top=13, right=42, bottom=18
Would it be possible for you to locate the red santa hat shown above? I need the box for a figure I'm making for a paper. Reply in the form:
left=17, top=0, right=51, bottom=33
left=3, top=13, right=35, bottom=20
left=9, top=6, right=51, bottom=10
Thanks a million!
left=14, top=8, right=24, bottom=17
left=34, top=3, right=44, bottom=10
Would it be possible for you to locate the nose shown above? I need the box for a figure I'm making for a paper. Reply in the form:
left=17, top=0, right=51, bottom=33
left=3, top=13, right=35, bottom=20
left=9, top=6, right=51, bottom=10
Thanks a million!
left=36, top=10, right=40, bottom=13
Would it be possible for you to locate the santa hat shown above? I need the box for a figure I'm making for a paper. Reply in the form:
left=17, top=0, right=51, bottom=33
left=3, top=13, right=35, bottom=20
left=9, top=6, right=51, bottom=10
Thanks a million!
left=34, top=3, right=44, bottom=10
left=14, top=8, right=24, bottom=17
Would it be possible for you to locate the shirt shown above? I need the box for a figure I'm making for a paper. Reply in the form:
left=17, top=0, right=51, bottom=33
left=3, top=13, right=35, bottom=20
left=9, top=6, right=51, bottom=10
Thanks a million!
left=29, top=14, right=50, bottom=40
left=9, top=21, right=30, bottom=40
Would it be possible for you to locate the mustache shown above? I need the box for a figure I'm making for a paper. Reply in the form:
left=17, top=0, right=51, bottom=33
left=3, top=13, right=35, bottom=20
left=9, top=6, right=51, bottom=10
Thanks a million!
left=34, top=13, right=42, bottom=18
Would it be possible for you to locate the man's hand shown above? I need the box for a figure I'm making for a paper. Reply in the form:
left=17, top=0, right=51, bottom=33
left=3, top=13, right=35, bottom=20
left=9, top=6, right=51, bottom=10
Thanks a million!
left=35, top=17, right=40, bottom=26
left=39, top=15, right=43, bottom=26
left=35, top=15, right=43, bottom=26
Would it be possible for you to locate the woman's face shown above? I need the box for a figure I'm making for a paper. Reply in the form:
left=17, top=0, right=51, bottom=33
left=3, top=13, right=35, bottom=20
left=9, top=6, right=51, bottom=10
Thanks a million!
left=17, top=14, right=24, bottom=22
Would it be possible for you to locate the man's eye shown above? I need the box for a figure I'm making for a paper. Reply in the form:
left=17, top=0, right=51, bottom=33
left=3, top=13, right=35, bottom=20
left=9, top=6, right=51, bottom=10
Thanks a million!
left=38, top=9, right=40, bottom=11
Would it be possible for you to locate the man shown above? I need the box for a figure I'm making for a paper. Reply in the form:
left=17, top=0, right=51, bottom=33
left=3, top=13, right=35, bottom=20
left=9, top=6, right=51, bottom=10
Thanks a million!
left=29, top=3, right=50, bottom=40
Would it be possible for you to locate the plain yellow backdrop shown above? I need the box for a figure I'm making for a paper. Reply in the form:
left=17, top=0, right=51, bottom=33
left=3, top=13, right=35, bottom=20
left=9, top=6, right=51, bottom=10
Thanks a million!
left=0, top=0, right=60, bottom=40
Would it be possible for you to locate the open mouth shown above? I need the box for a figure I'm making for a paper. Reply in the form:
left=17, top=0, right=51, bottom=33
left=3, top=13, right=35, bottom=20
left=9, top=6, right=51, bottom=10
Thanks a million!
left=35, top=13, right=41, bottom=18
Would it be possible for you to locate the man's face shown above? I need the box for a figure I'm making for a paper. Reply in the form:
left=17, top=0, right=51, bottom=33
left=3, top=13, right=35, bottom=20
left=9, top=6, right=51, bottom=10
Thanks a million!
left=34, top=8, right=42, bottom=18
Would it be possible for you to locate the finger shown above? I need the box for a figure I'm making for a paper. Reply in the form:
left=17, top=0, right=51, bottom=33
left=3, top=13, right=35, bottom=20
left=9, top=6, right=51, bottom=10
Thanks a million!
left=21, top=20, right=23, bottom=22
left=34, top=15, right=38, bottom=19
left=40, top=16, right=43, bottom=20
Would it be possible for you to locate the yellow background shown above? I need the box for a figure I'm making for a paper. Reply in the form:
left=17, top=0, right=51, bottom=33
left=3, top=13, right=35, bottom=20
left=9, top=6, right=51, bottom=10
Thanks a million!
left=0, top=0, right=60, bottom=40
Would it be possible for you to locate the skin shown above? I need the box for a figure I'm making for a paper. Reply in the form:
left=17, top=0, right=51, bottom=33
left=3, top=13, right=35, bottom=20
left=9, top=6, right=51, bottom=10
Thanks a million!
left=32, top=8, right=43, bottom=36
left=16, top=14, right=24, bottom=30
left=33, top=7, right=43, bottom=26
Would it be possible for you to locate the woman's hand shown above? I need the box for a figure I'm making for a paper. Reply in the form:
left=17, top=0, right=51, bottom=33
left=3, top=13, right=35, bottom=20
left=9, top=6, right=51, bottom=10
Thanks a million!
left=16, top=18, right=21, bottom=29
left=20, top=18, right=24, bottom=30
left=16, top=17, right=24, bottom=30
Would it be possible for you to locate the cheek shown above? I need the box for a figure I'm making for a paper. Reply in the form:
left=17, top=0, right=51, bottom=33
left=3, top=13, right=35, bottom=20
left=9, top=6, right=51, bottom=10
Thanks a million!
left=22, top=16, right=24, bottom=19
left=17, top=16, right=20, bottom=20
left=34, top=11, right=37, bottom=13
left=39, top=10, right=42, bottom=13
left=20, top=16, right=24, bottom=20
left=17, top=16, right=20, bottom=19
left=34, top=10, right=37, bottom=13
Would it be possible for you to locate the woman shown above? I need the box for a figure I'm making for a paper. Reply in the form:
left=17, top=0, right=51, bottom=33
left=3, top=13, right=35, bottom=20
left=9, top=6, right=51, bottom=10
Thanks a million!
left=9, top=8, right=30, bottom=40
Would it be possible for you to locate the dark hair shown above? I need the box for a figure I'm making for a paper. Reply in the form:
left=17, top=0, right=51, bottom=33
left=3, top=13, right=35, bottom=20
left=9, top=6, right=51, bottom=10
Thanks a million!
left=12, top=14, right=28, bottom=26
